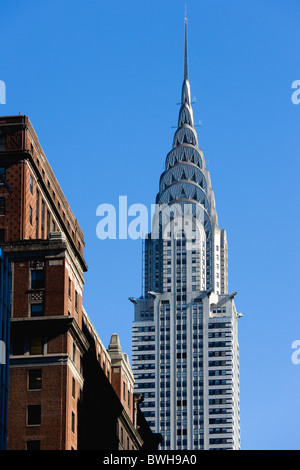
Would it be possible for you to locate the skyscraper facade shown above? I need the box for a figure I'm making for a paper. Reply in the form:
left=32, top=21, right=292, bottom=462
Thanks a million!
left=132, top=15, right=241, bottom=450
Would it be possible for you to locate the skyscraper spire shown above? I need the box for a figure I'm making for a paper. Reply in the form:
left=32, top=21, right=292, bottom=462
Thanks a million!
left=184, top=6, right=188, bottom=81
left=132, top=12, right=241, bottom=451
left=181, top=7, right=192, bottom=110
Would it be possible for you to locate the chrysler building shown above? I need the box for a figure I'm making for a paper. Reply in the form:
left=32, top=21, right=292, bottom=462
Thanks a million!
left=131, top=13, right=241, bottom=450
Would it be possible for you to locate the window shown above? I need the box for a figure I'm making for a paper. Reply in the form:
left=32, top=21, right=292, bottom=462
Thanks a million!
left=0, top=167, right=6, bottom=184
left=12, top=337, right=24, bottom=355
left=0, top=136, right=5, bottom=151
left=31, top=270, right=44, bottom=289
left=30, top=303, right=44, bottom=317
left=28, top=369, right=42, bottom=390
left=30, top=337, right=43, bottom=355
left=75, top=291, right=78, bottom=311
left=0, top=197, right=5, bottom=216
left=36, top=190, right=40, bottom=238
left=41, top=200, right=45, bottom=238
left=72, top=343, right=76, bottom=362
left=29, top=206, right=33, bottom=225
left=27, top=405, right=41, bottom=426
left=68, top=278, right=72, bottom=298
left=72, top=377, right=75, bottom=398
left=46, top=210, right=50, bottom=235
left=71, top=412, right=75, bottom=433
left=26, top=440, right=40, bottom=450
left=30, top=175, right=33, bottom=194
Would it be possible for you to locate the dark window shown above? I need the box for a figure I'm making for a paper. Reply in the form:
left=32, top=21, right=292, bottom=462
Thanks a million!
left=26, top=440, right=40, bottom=450
left=30, top=337, right=43, bottom=355
left=72, top=377, right=75, bottom=398
left=27, top=405, right=41, bottom=426
left=71, top=412, right=75, bottom=433
left=41, top=200, right=45, bottom=238
left=0, top=197, right=5, bottom=215
left=36, top=191, right=40, bottom=238
left=29, top=206, right=33, bottom=225
left=75, top=291, right=78, bottom=311
left=30, top=175, right=33, bottom=194
left=0, top=136, right=5, bottom=151
left=0, top=167, right=5, bottom=184
left=68, top=278, right=72, bottom=298
left=31, top=270, right=44, bottom=289
left=12, top=337, right=24, bottom=355
left=30, top=303, right=44, bottom=317
left=47, top=210, right=50, bottom=235
left=28, top=369, right=42, bottom=390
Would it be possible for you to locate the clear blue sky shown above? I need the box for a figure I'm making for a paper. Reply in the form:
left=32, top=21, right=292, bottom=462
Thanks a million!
left=1, top=0, right=299, bottom=450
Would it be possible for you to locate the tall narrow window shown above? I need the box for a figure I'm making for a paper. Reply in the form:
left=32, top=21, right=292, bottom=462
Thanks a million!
left=36, top=190, right=40, bottom=238
left=29, top=206, right=33, bottom=225
left=41, top=200, right=45, bottom=238
left=0, top=167, right=6, bottom=185
left=28, top=369, right=42, bottom=390
left=27, top=405, right=41, bottom=426
left=71, top=412, right=75, bottom=433
left=0, top=197, right=5, bottom=216
left=72, top=377, right=75, bottom=398
left=0, top=136, right=6, bottom=151
left=30, top=175, right=33, bottom=194
left=31, top=270, right=44, bottom=289
left=68, top=277, right=72, bottom=298
left=75, top=291, right=78, bottom=311
left=46, top=210, right=50, bottom=236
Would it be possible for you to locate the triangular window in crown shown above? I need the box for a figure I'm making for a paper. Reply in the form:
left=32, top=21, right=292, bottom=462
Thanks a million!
left=181, top=169, right=187, bottom=180
left=192, top=189, right=198, bottom=201
left=180, top=186, right=187, bottom=198
left=171, top=173, right=176, bottom=183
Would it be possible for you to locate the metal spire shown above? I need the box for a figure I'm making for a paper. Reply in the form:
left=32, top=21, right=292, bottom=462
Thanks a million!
left=184, top=6, right=188, bottom=81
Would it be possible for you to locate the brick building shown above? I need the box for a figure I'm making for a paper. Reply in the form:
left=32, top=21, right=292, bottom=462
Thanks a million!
left=0, top=248, right=11, bottom=450
left=0, top=114, right=161, bottom=450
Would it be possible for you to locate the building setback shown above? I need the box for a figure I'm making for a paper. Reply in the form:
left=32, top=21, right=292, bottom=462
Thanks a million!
left=0, top=114, right=159, bottom=450
left=132, top=14, right=241, bottom=450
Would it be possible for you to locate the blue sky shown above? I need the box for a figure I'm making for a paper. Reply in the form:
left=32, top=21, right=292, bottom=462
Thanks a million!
left=1, top=0, right=300, bottom=450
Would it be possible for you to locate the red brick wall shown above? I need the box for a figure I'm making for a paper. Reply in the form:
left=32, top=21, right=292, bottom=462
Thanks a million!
left=7, top=365, right=68, bottom=450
